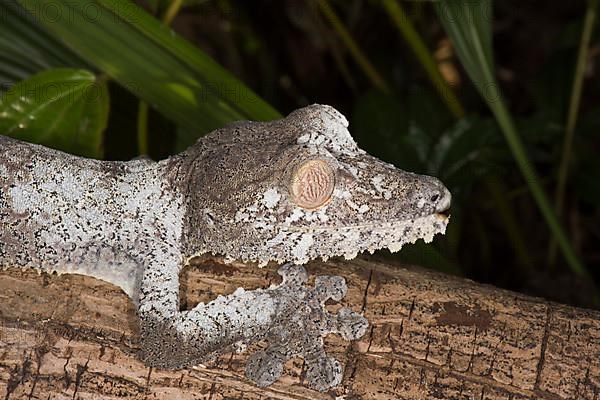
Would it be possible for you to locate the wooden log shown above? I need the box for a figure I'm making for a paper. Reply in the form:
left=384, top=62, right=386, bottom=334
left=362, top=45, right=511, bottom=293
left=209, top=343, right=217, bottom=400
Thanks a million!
left=0, top=256, right=598, bottom=399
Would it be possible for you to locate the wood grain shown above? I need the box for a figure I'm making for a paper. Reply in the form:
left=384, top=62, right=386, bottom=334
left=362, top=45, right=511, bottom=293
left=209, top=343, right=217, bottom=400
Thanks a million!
left=1, top=256, right=598, bottom=399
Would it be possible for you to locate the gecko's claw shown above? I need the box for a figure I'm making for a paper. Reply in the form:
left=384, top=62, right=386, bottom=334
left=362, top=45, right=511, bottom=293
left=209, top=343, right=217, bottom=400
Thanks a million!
left=245, top=264, right=368, bottom=392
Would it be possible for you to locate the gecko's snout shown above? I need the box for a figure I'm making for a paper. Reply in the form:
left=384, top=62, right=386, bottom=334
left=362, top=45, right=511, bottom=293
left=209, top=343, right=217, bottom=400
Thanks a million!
left=414, top=175, right=451, bottom=216
left=435, top=186, right=452, bottom=214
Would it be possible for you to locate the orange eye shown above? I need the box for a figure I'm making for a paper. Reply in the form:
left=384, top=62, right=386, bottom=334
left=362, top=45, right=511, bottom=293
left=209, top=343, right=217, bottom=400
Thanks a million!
left=290, top=160, right=335, bottom=210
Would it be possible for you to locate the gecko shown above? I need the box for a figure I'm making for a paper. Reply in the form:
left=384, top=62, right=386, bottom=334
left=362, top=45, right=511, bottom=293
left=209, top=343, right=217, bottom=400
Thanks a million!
left=0, top=104, right=451, bottom=391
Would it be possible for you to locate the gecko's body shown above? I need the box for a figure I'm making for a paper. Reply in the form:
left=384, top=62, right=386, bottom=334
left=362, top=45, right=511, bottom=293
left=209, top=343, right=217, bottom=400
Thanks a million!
left=0, top=140, right=179, bottom=299
left=0, top=105, right=450, bottom=390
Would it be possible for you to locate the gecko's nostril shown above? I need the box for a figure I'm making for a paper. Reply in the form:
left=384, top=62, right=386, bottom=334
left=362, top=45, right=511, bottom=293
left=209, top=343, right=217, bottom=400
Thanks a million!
left=430, top=194, right=439, bottom=202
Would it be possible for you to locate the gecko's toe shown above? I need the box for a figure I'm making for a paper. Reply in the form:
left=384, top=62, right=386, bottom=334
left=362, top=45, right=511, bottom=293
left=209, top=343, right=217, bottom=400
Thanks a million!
left=306, top=355, right=343, bottom=392
left=246, top=349, right=286, bottom=387
left=313, top=275, right=347, bottom=302
left=335, top=307, right=369, bottom=340
left=277, top=263, right=308, bottom=286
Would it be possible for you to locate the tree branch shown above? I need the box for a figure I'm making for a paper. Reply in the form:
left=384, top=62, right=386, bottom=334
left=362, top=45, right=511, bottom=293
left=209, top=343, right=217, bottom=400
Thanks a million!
left=1, top=256, right=598, bottom=399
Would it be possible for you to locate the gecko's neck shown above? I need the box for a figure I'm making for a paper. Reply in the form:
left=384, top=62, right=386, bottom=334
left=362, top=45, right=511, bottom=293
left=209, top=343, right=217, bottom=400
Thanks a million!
left=157, top=144, right=214, bottom=258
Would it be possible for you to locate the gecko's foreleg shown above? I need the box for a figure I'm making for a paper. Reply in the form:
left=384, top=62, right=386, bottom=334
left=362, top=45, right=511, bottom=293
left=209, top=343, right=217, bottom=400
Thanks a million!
left=137, top=260, right=368, bottom=391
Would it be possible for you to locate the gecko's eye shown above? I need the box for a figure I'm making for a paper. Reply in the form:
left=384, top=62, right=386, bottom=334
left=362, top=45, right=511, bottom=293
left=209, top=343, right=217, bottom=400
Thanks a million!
left=290, top=159, right=335, bottom=210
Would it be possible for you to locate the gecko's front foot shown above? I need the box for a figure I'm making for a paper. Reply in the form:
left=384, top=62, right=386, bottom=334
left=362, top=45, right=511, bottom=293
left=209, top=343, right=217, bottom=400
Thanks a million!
left=245, top=264, right=368, bottom=392
left=138, top=262, right=367, bottom=392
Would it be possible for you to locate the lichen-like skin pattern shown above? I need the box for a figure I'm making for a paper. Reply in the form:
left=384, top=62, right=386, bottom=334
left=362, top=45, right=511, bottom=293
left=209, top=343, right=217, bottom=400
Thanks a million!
left=0, top=104, right=450, bottom=391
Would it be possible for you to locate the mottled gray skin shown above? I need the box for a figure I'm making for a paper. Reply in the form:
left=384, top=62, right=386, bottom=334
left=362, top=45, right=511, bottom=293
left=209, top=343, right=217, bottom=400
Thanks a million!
left=0, top=104, right=450, bottom=391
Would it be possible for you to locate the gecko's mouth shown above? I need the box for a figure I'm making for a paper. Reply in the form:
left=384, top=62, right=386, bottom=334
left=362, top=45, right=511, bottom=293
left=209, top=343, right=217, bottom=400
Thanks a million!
left=284, top=211, right=450, bottom=233
left=436, top=210, right=451, bottom=218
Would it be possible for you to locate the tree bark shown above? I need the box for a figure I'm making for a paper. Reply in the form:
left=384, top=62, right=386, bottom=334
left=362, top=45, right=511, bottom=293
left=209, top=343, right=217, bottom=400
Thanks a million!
left=0, top=256, right=598, bottom=400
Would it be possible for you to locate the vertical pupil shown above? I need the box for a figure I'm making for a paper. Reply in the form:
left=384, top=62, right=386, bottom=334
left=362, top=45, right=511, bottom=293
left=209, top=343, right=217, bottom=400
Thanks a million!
left=302, top=168, right=325, bottom=201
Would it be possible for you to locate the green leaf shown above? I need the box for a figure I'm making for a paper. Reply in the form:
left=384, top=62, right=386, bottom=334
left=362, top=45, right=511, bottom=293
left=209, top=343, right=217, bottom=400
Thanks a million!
left=0, top=2, right=89, bottom=87
left=434, top=0, right=496, bottom=101
left=435, top=0, right=589, bottom=278
left=17, top=0, right=281, bottom=149
left=0, top=68, right=108, bottom=158
left=147, top=0, right=208, bottom=14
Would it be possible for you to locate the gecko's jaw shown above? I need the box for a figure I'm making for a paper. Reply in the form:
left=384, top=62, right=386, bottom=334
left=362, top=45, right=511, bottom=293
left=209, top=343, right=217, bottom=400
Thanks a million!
left=316, top=212, right=449, bottom=258
left=284, top=211, right=450, bottom=233
left=236, top=211, right=450, bottom=267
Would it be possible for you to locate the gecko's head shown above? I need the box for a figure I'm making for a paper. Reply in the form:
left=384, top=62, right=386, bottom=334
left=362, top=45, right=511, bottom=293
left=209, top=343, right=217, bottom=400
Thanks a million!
left=187, top=104, right=450, bottom=266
